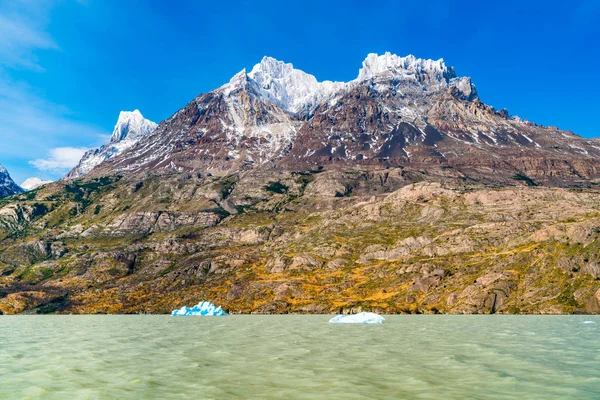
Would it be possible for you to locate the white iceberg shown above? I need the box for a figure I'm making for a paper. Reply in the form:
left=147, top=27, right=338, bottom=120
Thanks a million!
left=329, top=312, right=385, bottom=324
left=171, top=301, right=227, bottom=316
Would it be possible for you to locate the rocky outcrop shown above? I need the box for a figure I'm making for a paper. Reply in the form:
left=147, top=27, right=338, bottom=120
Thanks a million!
left=106, top=211, right=223, bottom=236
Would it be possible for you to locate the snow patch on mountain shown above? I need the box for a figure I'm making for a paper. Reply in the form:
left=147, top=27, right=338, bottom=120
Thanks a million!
left=20, top=177, right=53, bottom=191
left=219, top=75, right=301, bottom=161
left=67, top=110, right=157, bottom=179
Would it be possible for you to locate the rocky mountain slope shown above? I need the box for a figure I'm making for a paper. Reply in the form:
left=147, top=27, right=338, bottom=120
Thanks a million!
left=66, top=110, right=157, bottom=179
left=0, top=164, right=23, bottom=198
left=0, top=52, right=599, bottom=314
left=0, top=171, right=599, bottom=315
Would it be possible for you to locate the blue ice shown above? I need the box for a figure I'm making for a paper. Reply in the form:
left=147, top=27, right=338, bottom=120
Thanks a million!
left=171, top=301, right=227, bottom=316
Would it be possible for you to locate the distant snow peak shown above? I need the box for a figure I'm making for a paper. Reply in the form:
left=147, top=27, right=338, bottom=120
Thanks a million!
left=0, top=163, right=24, bottom=197
left=66, top=110, right=157, bottom=179
left=21, top=177, right=53, bottom=191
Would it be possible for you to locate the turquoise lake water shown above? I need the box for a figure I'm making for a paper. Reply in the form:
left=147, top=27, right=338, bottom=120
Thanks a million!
left=1, top=315, right=599, bottom=399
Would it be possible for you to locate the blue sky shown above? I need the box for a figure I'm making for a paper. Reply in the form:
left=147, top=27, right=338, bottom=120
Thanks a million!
left=1, top=0, right=599, bottom=184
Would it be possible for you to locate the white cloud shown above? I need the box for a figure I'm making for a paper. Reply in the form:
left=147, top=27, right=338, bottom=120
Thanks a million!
left=30, top=147, right=89, bottom=174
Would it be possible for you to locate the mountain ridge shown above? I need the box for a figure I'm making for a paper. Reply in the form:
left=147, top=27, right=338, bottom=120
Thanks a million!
left=84, top=52, right=600, bottom=187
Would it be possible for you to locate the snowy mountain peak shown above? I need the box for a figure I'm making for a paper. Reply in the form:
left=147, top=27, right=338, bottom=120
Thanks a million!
left=0, top=163, right=24, bottom=197
left=110, top=110, right=157, bottom=143
left=222, top=69, right=249, bottom=95
left=229, top=68, right=248, bottom=84
left=20, top=177, right=53, bottom=191
left=357, top=52, right=455, bottom=83
left=66, top=110, right=157, bottom=179
left=218, top=52, right=473, bottom=115
left=250, top=56, right=298, bottom=81
left=244, top=56, right=345, bottom=114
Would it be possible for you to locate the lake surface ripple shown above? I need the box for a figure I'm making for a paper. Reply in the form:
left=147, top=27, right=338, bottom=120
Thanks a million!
left=1, top=315, right=599, bottom=399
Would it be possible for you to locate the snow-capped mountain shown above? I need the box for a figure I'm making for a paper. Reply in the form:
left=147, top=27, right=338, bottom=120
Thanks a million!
left=20, top=177, right=53, bottom=191
left=66, top=110, right=157, bottom=179
left=246, top=56, right=346, bottom=115
left=89, top=52, right=600, bottom=185
left=232, top=53, right=469, bottom=116
left=0, top=164, right=24, bottom=197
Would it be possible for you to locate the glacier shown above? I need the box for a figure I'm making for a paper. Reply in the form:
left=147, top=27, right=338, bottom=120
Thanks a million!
left=329, top=312, right=385, bottom=324
left=171, top=301, right=227, bottom=316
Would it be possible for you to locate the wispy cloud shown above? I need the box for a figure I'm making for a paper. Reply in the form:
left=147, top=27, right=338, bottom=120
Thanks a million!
left=0, top=76, right=105, bottom=140
left=30, top=147, right=89, bottom=174
left=0, top=75, right=107, bottom=180
left=0, top=1, right=60, bottom=71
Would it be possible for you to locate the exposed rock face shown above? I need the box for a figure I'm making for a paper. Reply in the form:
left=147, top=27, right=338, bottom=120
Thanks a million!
left=66, top=110, right=157, bottom=179
left=0, top=203, right=48, bottom=230
left=0, top=164, right=23, bottom=197
left=106, top=211, right=223, bottom=236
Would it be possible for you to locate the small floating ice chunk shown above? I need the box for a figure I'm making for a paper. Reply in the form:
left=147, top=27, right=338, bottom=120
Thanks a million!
left=329, top=312, right=385, bottom=324
left=582, top=321, right=596, bottom=324
left=171, top=301, right=227, bottom=316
